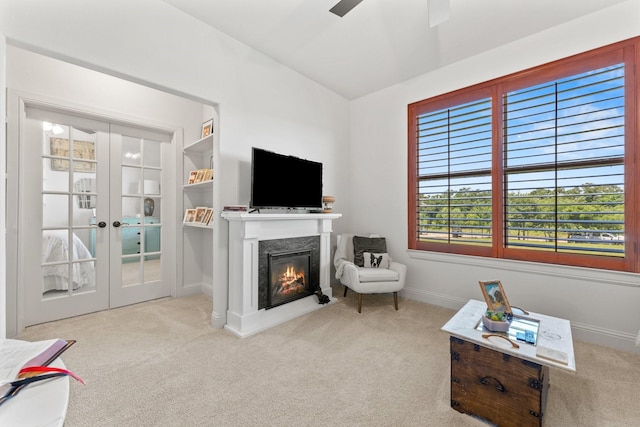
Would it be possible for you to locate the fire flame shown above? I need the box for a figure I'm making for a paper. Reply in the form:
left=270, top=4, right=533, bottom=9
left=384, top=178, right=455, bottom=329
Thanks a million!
left=274, top=265, right=306, bottom=296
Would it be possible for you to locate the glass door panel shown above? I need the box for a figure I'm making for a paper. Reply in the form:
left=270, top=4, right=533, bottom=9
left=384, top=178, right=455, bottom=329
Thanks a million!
left=143, top=139, right=161, bottom=168
left=21, top=104, right=110, bottom=327
left=118, top=136, right=162, bottom=286
left=41, top=123, right=99, bottom=300
left=110, top=124, right=169, bottom=308
left=42, top=194, right=69, bottom=227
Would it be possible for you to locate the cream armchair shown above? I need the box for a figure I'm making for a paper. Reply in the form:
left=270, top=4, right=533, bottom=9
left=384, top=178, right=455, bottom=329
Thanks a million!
left=334, top=233, right=407, bottom=313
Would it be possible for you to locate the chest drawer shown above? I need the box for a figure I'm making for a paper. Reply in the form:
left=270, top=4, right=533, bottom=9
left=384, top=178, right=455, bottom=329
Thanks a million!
left=450, top=336, right=549, bottom=427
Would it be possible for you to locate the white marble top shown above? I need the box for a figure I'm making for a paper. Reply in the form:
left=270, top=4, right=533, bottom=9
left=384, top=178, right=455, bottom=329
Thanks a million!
left=441, top=299, right=576, bottom=372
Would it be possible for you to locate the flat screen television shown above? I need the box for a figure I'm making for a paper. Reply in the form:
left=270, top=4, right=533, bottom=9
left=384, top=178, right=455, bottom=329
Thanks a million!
left=250, top=147, right=323, bottom=210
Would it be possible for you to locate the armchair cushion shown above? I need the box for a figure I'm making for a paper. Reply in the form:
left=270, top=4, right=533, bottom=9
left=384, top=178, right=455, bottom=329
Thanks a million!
left=357, top=266, right=400, bottom=283
left=363, top=252, right=391, bottom=269
left=353, top=236, right=387, bottom=267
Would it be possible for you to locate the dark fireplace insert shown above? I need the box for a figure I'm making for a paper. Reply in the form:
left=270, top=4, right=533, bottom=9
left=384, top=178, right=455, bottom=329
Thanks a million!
left=268, top=250, right=311, bottom=308
left=258, top=236, right=320, bottom=309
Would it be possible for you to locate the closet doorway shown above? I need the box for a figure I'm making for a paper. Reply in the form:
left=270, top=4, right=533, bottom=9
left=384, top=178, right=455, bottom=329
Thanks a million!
left=20, top=103, right=171, bottom=326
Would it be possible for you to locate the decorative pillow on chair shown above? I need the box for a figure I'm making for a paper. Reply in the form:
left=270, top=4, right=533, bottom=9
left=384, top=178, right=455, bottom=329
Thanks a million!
left=363, top=252, right=391, bottom=269
left=353, top=236, right=387, bottom=267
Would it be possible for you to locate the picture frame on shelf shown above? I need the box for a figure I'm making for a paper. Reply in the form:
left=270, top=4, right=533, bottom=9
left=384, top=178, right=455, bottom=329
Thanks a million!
left=188, top=168, right=213, bottom=184
left=201, top=208, right=213, bottom=225
left=195, top=207, right=208, bottom=223
left=201, top=119, right=213, bottom=138
left=479, top=280, right=512, bottom=315
left=183, top=208, right=197, bottom=223
left=194, top=169, right=206, bottom=183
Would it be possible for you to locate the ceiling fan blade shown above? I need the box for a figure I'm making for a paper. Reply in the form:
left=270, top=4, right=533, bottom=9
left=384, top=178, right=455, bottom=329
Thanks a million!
left=427, top=0, right=450, bottom=28
left=329, top=0, right=364, bottom=17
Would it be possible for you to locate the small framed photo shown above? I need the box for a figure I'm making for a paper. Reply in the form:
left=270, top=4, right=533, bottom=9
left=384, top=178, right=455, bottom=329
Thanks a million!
left=195, top=206, right=208, bottom=223
left=202, top=208, right=213, bottom=225
left=187, top=170, right=198, bottom=184
left=479, top=280, right=512, bottom=315
left=201, top=119, right=213, bottom=138
left=183, top=208, right=197, bottom=223
left=194, top=168, right=206, bottom=183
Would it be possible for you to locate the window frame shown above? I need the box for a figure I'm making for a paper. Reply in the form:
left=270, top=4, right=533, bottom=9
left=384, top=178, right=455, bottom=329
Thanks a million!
left=408, top=37, right=639, bottom=272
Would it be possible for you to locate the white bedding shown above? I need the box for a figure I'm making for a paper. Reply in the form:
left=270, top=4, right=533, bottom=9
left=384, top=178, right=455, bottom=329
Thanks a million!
left=42, top=230, right=95, bottom=291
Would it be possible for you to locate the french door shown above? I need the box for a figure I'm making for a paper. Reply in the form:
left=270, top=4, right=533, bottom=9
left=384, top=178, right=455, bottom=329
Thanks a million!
left=21, top=105, right=171, bottom=326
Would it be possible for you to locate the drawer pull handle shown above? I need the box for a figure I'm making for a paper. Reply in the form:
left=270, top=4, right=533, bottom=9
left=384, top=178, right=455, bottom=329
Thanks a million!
left=480, top=376, right=505, bottom=392
left=482, top=333, right=520, bottom=349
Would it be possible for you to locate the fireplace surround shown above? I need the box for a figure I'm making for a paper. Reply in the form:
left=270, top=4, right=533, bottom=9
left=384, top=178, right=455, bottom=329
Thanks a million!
left=222, top=212, right=341, bottom=337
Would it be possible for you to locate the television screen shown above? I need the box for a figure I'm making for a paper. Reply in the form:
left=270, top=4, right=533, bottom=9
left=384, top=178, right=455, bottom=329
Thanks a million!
left=251, top=147, right=323, bottom=209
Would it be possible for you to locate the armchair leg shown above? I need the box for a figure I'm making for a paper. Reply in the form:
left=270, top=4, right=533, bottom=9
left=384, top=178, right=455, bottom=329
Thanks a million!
left=358, top=293, right=363, bottom=313
left=343, top=286, right=348, bottom=297
left=393, top=292, right=398, bottom=310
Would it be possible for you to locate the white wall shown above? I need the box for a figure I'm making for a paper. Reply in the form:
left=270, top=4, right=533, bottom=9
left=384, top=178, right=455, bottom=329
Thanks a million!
left=350, top=1, right=640, bottom=352
left=0, top=34, right=6, bottom=339
left=0, top=0, right=350, bottom=333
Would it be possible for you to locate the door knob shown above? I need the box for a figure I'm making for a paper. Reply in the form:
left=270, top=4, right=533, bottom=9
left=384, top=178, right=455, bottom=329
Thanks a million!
left=113, top=221, right=121, bottom=228
left=97, top=221, right=107, bottom=228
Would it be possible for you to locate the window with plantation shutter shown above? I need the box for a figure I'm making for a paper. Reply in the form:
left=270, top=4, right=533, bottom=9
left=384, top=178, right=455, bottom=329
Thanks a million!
left=416, top=98, right=493, bottom=247
left=408, top=36, right=639, bottom=272
left=504, top=64, right=624, bottom=256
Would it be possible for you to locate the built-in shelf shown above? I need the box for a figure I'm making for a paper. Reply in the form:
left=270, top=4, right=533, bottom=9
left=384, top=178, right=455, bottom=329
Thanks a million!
left=183, top=180, right=213, bottom=191
left=184, top=134, right=214, bottom=153
left=183, top=222, right=213, bottom=229
left=182, top=123, right=216, bottom=297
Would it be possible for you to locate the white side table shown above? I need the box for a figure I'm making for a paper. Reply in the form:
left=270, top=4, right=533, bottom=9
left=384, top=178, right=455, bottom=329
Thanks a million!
left=0, top=341, right=70, bottom=427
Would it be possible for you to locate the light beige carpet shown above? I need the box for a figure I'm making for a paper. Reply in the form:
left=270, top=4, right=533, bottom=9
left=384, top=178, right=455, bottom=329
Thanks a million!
left=17, top=288, right=640, bottom=426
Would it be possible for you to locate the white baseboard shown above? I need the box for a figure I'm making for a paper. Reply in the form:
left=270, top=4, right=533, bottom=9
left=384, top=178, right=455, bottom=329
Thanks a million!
left=571, top=322, right=639, bottom=354
left=178, top=282, right=223, bottom=328
left=200, top=282, right=213, bottom=299
left=211, top=307, right=226, bottom=329
left=177, top=282, right=211, bottom=297
left=401, top=287, right=468, bottom=311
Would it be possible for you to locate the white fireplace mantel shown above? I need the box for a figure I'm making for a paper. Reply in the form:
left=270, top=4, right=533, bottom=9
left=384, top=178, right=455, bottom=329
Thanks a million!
left=222, top=212, right=341, bottom=337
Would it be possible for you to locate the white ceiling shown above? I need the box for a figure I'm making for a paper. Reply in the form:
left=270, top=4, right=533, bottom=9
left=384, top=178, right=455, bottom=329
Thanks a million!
left=162, top=0, right=628, bottom=100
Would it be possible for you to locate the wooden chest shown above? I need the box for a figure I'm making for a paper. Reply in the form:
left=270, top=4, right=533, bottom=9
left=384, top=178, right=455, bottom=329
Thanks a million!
left=450, top=336, right=549, bottom=427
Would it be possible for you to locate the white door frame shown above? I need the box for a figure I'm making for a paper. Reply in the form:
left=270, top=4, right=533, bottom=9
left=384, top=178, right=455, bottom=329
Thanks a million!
left=5, top=89, right=179, bottom=336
